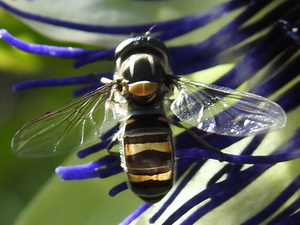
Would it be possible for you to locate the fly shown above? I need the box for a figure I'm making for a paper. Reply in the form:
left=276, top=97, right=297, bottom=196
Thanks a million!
left=12, top=34, right=286, bottom=203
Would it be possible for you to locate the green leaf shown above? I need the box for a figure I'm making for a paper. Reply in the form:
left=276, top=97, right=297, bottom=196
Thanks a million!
left=13, top=153, right=142, bottom=225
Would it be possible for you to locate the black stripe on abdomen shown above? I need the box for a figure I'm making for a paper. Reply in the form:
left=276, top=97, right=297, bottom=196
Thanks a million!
left=128, top=176, right=173, bottom=203
left=123, top=114, right=174, bottom=203
left=126, top=149, right=172, bottom=175
left=125, top=114, right=170, bottom=131
left=127, top=168, right=173, bottom=203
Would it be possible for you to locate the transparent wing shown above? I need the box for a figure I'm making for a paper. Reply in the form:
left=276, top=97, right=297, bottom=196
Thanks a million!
left=12, top=85, right=116, bottom=157
left=170, top=77, right=286, bottom=136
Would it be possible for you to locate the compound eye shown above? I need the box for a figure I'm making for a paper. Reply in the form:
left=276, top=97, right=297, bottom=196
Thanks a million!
left=128, top=81, right=159, bottom=97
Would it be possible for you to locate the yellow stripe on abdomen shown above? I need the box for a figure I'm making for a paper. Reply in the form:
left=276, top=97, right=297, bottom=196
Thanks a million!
left=128, top=170, right=172, bottom=182
left=125, top=141, right=171, bottom=156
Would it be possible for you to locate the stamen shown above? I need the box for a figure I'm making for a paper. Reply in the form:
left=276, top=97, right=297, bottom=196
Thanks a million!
left=242, top=175, right=300, bottom=225
left=72, top=83, right=103, bottom=97
left=12, top=74, right=101, bottom=92
left=56, top=154, right=119, bottom=180
left=109, top=182, right=128, bottom=197
left=0, top=29, right=97, bottom=58
left=77, top=141, right=110, bottom=158
left=163, top=164, right=273, bottom=225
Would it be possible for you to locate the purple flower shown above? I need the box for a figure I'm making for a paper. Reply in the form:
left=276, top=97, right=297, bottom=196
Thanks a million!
left=1, top=0, right=299, bottom=224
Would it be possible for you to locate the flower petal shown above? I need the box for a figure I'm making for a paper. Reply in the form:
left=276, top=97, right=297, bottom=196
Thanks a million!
left=0, top=0, right=214, bottom=46
left=13, top=156, right=142, bottom=225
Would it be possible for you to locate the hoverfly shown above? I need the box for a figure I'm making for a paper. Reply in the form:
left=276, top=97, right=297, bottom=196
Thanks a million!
left=12, top=34, right=286, bottom=203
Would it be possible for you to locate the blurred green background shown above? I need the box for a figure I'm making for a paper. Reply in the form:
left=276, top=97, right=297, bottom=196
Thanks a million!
left=0, top=9, right=142, bottom=225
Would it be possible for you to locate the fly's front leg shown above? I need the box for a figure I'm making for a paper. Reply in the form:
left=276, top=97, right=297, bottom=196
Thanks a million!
left=106, top=123, right=125, bottom=156
left=106, top=139, right=119, bottom=155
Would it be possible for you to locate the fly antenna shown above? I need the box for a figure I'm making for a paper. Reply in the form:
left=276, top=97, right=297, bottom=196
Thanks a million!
left=145, top=24, right=156, bottom=36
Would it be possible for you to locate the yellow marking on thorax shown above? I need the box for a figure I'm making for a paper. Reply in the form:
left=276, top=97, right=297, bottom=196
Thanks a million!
left=128, top=81, right=158, bottom=96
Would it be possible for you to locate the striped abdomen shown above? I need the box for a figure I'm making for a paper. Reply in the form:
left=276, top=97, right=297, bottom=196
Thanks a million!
left=123, top=114, right=174, bottom=203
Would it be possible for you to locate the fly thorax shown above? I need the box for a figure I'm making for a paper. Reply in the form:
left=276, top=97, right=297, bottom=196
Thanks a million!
left=117, top=53, right=169, bottom=102
left=118, top=54, right=167, bottom=81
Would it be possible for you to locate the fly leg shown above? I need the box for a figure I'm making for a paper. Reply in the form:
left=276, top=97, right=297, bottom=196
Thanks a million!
left=169, top=118, right=224, bottom=162
left=106, top=138, right=119, bottom=155
left=105, top=126, right=124, bottom=155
